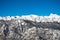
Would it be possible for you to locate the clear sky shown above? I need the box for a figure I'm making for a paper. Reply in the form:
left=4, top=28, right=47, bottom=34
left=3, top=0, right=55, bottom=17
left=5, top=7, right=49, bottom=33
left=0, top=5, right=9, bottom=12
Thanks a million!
left=0, top=0, right=60, bottom=16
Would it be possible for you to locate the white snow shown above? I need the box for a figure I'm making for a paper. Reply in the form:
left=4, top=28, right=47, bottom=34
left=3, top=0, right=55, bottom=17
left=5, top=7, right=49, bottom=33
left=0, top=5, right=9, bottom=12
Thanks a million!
left=0, top=13, right=60, bottom=22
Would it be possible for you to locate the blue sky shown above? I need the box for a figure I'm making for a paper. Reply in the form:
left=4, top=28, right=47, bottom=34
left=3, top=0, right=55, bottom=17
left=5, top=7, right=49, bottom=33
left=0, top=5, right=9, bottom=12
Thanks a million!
left=0, top=0, right=60, bottom=16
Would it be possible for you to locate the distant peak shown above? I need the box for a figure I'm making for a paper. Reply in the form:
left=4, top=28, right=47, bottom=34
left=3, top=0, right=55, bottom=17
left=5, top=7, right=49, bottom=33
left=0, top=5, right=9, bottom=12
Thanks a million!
left=50, top=13, right=59, bottom=16
left=0, top=13, right=60, bottom=22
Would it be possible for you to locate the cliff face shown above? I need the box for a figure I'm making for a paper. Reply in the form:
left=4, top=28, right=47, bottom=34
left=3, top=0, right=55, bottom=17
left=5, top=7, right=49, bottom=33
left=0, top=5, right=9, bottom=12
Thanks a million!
left=0, top=19, right=60, bottom=40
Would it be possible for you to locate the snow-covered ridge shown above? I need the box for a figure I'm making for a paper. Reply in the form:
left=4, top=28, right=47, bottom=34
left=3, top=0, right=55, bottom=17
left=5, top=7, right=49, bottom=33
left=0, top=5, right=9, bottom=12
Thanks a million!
left=0, top=13, right=60, bottom=22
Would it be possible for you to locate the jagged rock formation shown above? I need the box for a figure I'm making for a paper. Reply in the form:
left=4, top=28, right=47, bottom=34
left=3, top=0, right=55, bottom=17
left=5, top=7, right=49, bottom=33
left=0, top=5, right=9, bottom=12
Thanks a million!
left=0, top=14, right=60, bottom=40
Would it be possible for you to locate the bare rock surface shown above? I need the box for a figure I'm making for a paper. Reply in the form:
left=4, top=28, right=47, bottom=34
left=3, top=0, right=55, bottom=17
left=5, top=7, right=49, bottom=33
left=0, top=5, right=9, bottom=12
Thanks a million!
left=0, top=19, right=60, bottom=40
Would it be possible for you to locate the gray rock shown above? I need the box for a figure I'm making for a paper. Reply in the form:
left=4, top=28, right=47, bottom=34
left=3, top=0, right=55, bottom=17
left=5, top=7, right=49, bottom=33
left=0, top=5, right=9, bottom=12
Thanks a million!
left=0, top=19, right=60, bottom=40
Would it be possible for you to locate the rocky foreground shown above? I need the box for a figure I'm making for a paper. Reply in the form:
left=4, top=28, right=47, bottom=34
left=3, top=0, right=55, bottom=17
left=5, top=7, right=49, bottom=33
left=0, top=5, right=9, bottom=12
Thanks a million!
left=0, top=19, right=60, bottom=40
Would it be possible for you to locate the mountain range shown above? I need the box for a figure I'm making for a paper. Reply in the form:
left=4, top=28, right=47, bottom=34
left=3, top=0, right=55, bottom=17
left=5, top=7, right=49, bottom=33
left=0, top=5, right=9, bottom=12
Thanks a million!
left=0, top=13, right=60, bottom=40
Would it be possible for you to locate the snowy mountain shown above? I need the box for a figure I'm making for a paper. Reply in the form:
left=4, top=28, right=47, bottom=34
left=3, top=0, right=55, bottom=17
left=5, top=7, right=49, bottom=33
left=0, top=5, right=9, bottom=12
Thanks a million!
left=0, top=13, right=60, bottom=22
left=0, top=13, right=60, bottom=40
